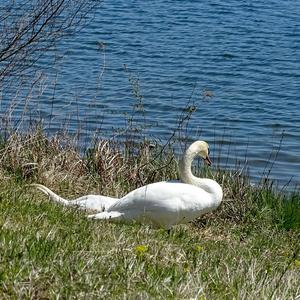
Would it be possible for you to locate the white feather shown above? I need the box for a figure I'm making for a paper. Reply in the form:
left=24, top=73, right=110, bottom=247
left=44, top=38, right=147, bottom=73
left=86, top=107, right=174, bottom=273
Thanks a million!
left=32, top=183, right=117, bottom=212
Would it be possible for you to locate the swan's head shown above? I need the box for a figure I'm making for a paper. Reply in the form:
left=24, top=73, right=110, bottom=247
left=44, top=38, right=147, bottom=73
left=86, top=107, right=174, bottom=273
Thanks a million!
left=189, top=140, right=212, bottom=166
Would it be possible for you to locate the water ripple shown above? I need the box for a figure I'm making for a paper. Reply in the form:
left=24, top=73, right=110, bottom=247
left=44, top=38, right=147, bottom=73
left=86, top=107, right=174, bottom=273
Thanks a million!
left=3, top=0, right=300, bottom=189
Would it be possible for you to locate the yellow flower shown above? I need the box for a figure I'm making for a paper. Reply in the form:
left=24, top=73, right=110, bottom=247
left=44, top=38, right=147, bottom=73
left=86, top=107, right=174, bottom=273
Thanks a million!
left=135, top=245, right=148, bottom=254
left=194, top=245, right=204, bottom=252
left=294, top=260, right=300, bottom=267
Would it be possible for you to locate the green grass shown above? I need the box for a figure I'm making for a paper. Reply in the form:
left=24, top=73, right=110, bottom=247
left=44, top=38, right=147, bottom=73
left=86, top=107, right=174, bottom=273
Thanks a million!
left=0, top=132, right=299, bottom=299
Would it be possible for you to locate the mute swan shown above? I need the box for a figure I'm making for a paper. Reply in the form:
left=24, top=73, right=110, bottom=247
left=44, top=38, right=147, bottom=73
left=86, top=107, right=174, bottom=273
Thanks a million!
left=88, top=140, right=223, bottom=228
left=32, top=141, right=222, bottom=229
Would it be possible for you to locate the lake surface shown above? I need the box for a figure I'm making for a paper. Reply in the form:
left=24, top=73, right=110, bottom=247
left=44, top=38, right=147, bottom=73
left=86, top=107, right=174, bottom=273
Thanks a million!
left=3, top=0, right=300, bottom=189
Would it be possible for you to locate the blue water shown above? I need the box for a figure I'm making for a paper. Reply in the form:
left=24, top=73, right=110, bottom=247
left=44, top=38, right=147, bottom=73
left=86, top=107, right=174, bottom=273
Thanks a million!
left=2, top=0, right=300, bottom=189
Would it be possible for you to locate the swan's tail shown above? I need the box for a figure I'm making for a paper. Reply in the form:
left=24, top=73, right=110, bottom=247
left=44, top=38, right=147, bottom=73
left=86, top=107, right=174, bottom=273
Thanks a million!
left=31, top=183, right=69, bottom=205
left=31, top=183, right=118, bottom=212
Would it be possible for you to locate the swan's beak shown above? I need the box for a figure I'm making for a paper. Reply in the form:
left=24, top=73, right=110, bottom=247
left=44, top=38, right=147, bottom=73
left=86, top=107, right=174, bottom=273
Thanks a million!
left=204, top=155, right=212, bottom=166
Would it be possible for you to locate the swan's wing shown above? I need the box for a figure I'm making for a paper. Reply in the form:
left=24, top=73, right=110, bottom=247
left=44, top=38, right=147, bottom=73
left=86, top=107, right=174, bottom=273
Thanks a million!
left=32, top=184, right=118, bottom=212
left=69, top=195, right=118, bottom=212
left=109, top=181, right=211, bottom=211
left=106, top=181, right=214, bottom=227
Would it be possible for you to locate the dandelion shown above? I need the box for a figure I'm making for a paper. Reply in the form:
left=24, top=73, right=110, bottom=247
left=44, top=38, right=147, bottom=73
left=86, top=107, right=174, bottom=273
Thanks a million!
left=194, top=245, right=204, bottom=252
left=294, top=260, right=300, bottom=267
left=135, top=245, right=148, bottom=255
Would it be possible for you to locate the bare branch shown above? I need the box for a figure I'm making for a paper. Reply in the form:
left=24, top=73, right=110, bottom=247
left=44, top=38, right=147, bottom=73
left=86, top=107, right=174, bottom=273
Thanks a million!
left=0, top=0, right=102, bottom=82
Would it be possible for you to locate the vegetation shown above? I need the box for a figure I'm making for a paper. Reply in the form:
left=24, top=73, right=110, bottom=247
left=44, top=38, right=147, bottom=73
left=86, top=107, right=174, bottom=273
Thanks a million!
left=0, top=130, right=299, bottom=299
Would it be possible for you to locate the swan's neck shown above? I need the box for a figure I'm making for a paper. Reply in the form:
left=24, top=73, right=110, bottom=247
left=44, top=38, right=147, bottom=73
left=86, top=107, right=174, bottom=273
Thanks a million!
left=179, top=148, right=223, bottom=203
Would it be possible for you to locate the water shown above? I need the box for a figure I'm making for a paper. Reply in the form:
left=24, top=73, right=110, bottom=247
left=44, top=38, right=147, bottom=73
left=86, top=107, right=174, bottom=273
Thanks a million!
left=2, top=0, right=300, bottom=189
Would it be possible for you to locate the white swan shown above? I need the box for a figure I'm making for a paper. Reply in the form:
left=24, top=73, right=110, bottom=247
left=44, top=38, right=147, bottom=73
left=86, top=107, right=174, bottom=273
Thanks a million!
left=88, top=140, right=223, bottom=228
left=32, top=141, right=222, bottom=229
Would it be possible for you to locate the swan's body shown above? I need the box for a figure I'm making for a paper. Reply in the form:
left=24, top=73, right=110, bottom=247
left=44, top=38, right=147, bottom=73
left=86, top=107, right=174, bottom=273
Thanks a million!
left=33, top=141, right=223, bottom=229
left=89, top=180, right=221, bottom=228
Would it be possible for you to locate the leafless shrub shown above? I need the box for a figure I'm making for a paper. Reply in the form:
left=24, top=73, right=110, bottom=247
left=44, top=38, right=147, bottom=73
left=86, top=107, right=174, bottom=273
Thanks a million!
left=0, top=0, right=102, bottom=82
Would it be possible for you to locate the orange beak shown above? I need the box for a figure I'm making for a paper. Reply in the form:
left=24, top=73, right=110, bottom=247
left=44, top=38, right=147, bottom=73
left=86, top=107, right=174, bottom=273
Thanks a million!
left=204, top=155, right=212, bottom=166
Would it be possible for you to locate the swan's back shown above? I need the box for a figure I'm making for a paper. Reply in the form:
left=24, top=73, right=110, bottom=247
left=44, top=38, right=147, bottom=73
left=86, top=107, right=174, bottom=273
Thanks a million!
left=107, top=181, right=219, bottom=228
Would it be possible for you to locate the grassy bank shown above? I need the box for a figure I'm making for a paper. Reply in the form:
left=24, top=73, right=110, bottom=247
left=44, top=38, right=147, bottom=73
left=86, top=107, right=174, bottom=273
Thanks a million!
left=0, top=130, right=299, bottom=299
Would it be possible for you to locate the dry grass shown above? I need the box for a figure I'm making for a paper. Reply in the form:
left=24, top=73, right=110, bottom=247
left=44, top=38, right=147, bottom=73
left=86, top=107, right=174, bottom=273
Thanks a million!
left=0, top=130, right=177, bottom=198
